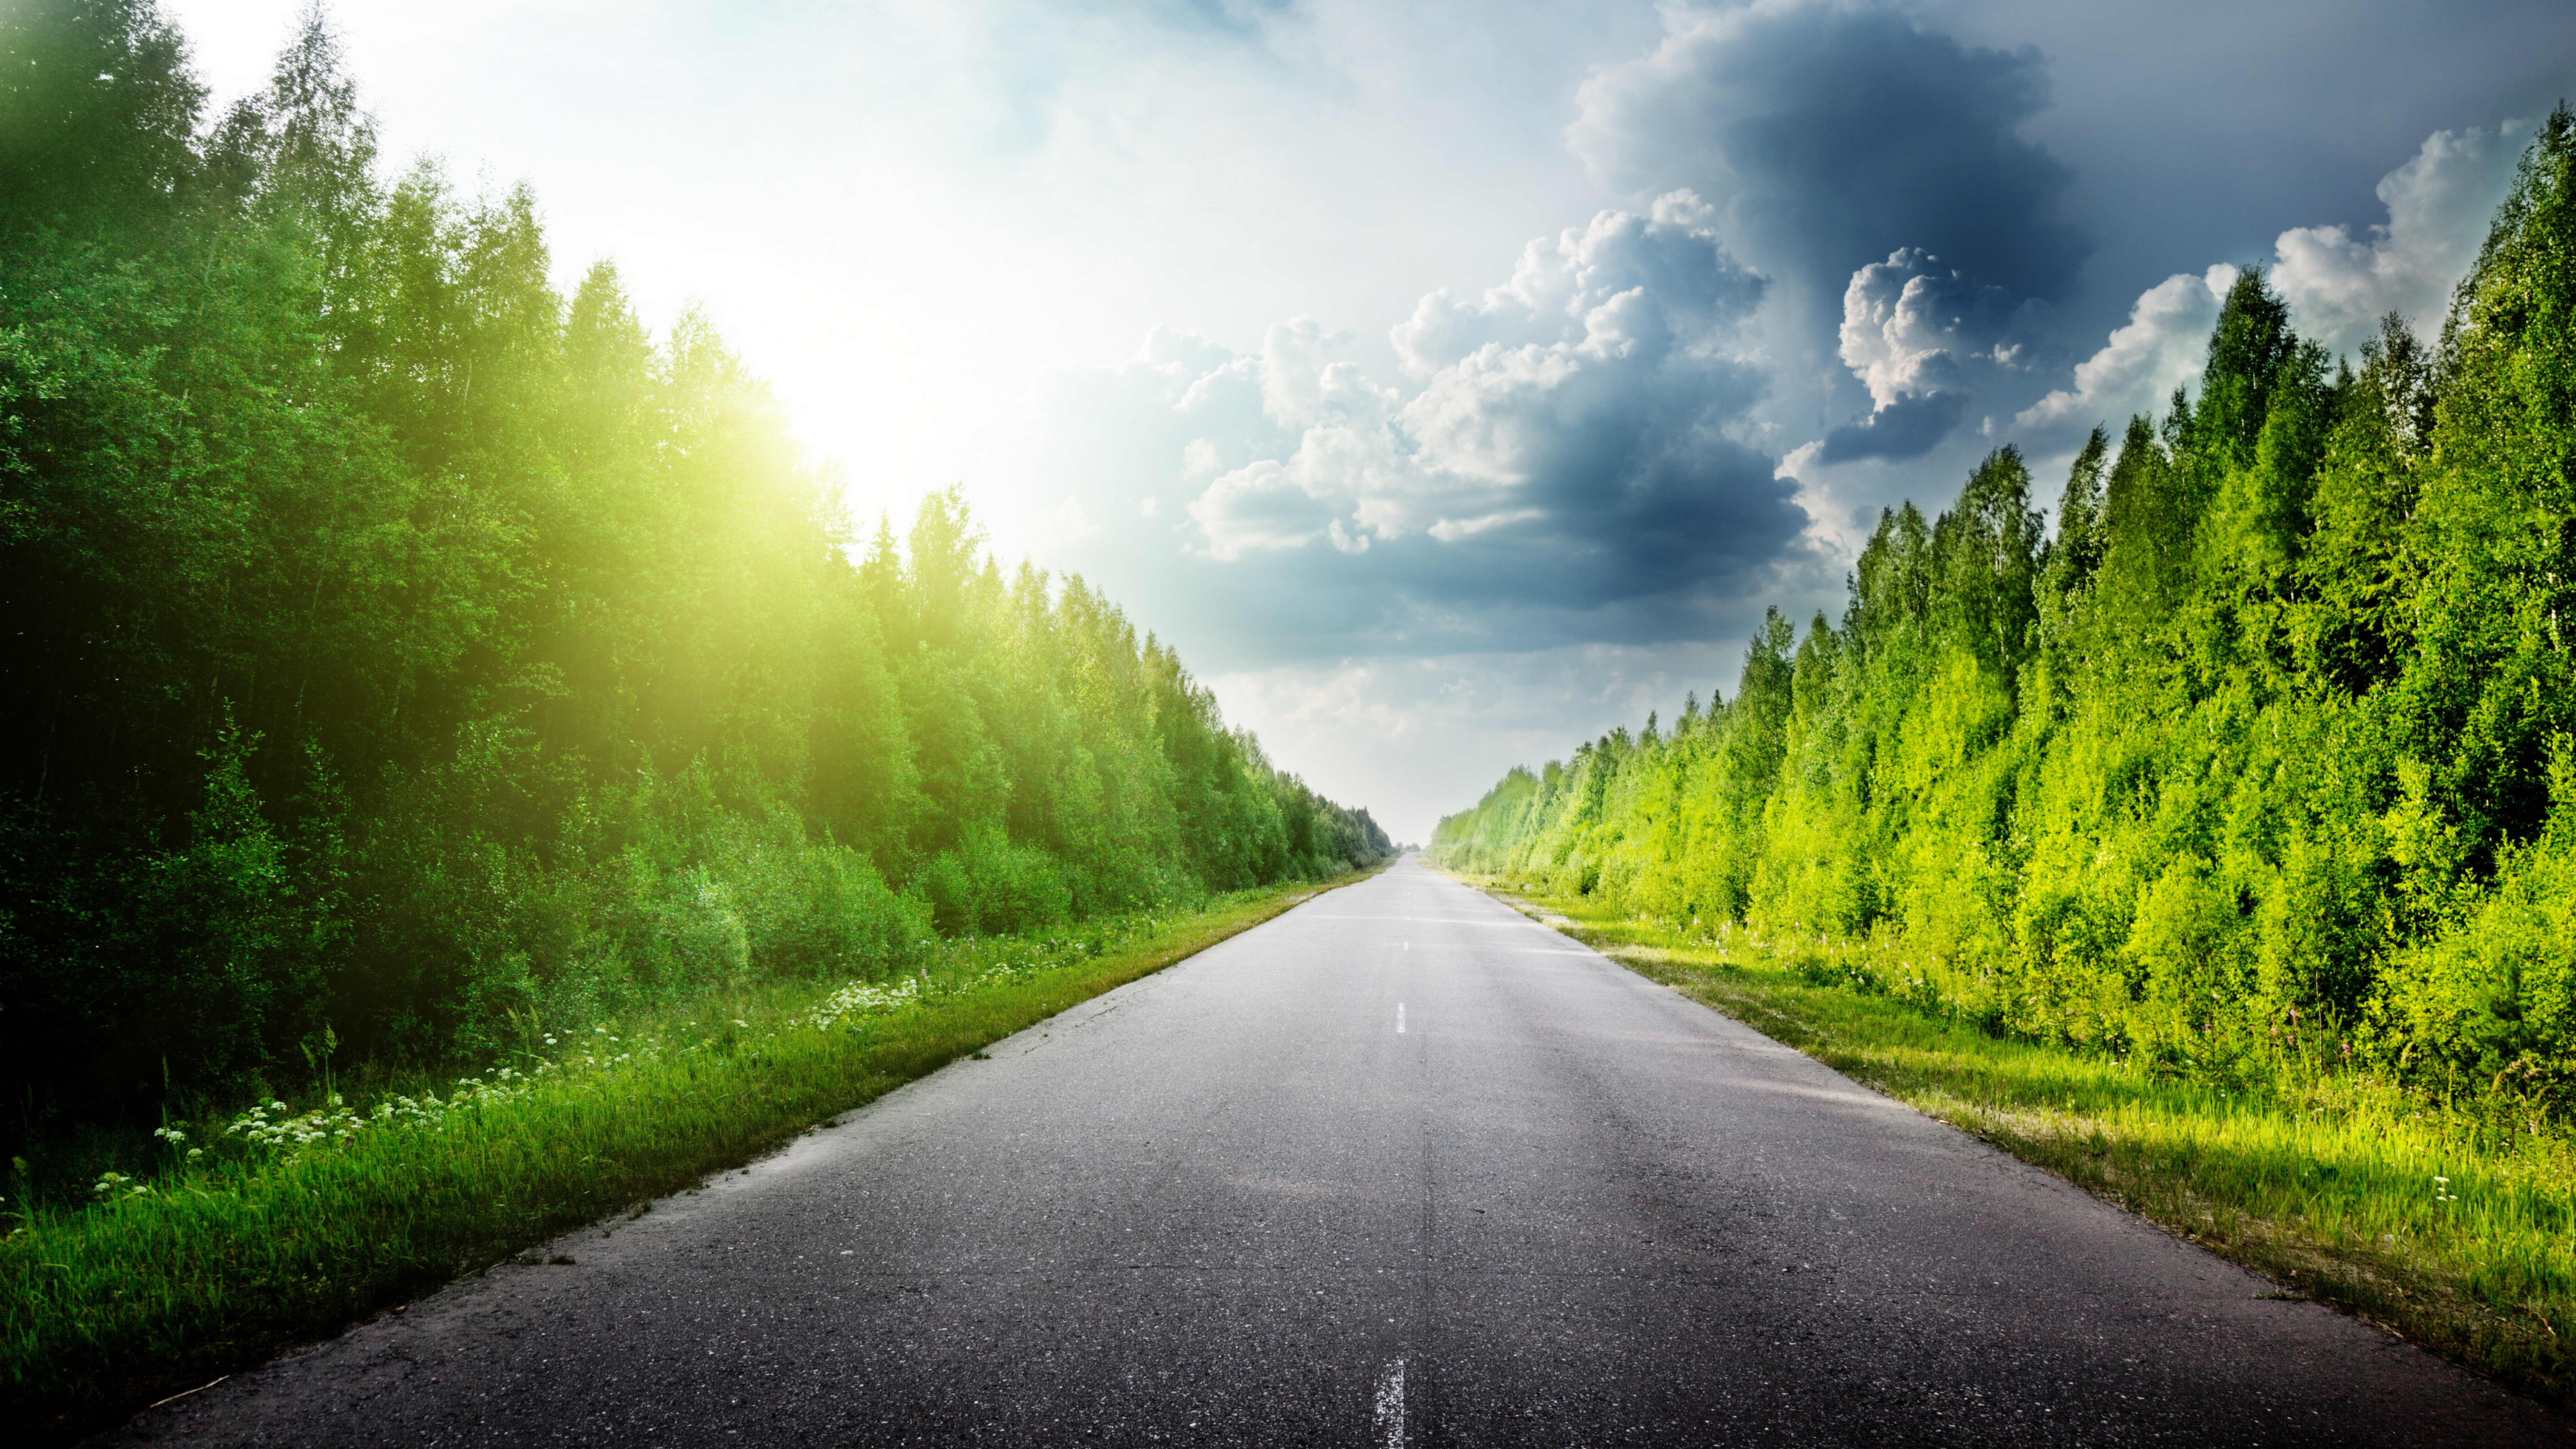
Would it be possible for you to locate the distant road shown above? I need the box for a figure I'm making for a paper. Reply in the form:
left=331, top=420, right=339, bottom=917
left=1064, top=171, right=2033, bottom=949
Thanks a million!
left=105, top=856, right=2564, bottom=1446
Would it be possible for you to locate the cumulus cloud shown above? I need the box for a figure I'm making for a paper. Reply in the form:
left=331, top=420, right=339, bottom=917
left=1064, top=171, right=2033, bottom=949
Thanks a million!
left=1183, top=317, right=1408, bottom=560
left=1024, top=191, right=1820, bottom=663
left=1820, top=248, right=2054, bottom=461
left=2271, top=121, right=2527, bottom=353
left=2013, top=117, right=2526, bottom=441
left=1178, top=191, right=1790, bottom=579
left=2013, top=265, right=2238, bottom=437
left=1188, top=459, right=1334, bottom=559
left=1568, top=0, right=2088, bottom=301
left=1008, top=79, right=2527, bottom=683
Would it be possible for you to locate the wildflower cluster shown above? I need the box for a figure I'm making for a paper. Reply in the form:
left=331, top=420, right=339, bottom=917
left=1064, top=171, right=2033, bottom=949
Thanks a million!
left=795, top=944, right=1085, bottom=1035
left=798, top=976, right=923, bottom=1032
left=226, top=1096, right=366, bottom=1151
left=560, top=1022, right=660, bottom=1070
left=152, top=1125, right=204, bottom=1162
left=364, top=1066, right=551, bottom=1128
left=962, top=961, right=1037, bottom=990
left=92, top=1170, right=149, bottom=1201
left=221, top=1066, right=552, bottom=1159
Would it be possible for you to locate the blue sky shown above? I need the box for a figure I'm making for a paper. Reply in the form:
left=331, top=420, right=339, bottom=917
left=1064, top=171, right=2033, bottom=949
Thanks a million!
left=171, top=0, right=2575, bottom=841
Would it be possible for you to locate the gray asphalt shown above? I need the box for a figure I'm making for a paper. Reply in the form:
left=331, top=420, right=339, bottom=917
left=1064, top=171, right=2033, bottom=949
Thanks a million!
left=103, top=855, right=2566, bottom=1446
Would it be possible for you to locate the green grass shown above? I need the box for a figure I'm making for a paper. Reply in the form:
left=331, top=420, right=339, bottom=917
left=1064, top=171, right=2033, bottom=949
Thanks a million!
left=0, top=865, right=1387, bottom=1442
left=1462, top=877, right=2576, bottom=1412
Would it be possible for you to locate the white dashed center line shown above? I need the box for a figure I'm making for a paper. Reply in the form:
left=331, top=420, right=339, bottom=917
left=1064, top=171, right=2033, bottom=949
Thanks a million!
left=1396, top=1004, right=1406, bottom=1034
left=1373, top=1358, right=1406, bottom=1447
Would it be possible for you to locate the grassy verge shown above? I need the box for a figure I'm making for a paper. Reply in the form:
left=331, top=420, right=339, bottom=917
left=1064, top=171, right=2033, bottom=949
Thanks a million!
left=2, top=864, right=1388, bottom=1442
left=1454, top=875, right=2576, bottom=1412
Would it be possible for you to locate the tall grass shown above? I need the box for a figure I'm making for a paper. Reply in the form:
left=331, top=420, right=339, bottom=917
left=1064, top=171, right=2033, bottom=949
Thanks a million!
left=0, top=867, right=1385, bottom=1442
left=1473, top=879, right=2576, bottom=1411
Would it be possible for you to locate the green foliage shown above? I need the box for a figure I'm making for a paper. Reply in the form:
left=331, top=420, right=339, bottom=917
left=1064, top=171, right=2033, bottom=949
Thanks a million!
left=1433, top=108, right=2576, bottom=1121
left=0, top=0, right=202, bottom=237
left=0, top=5, right=1390, bottom=1168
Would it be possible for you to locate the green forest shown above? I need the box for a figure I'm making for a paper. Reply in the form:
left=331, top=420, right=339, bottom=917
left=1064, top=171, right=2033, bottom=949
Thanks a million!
left=1435, top=108, right=2576, bottom=1108
left=0, top=4, right=1388, bottom=1157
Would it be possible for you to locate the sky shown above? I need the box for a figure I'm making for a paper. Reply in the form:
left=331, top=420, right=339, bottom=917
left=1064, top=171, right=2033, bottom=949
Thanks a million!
left=166, top=0, right=2575, bottom=843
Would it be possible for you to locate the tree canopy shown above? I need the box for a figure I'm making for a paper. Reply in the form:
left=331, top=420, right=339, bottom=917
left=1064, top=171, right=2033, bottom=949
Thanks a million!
left=1435, top=107, right=2576, bottom=1099
left=0, top=3, right=1388, bottom=1142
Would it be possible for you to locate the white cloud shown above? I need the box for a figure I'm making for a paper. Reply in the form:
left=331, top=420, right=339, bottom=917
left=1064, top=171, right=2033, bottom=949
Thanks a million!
left=1838, top=249, right=2036, bottom=408
left=2271, top=120, right=2527, bottom=353
left=1818, top=248, right=2054, bottom=460
left=1179, top=190, right=1783, bottom=564
left=1257, top=318, right=1399, bottom=430
left=2013, top=118, right=2527, bottom=443
left=1187, top=459, right=1335, bottom=560
left=2013, top=265, right=2238, bottom=436
left=1427, top=508, right=1545, bottom=541
left=1771, top=438, right=1877, bottom=558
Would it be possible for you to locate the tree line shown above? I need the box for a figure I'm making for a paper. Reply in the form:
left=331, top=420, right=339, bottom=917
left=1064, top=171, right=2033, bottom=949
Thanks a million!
left=0, top=2, right=1388, bottom=1144
left=1434, top=108, right=2576, bottom=1102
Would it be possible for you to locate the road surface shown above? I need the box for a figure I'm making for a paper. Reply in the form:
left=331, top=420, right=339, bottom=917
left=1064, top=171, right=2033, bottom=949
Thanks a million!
left=102, top=855, right=2566, bottom=1446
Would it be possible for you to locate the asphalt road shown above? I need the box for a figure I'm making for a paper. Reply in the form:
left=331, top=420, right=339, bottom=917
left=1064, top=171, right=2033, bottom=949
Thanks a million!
left=103, top=855, right=2566, bottom=1446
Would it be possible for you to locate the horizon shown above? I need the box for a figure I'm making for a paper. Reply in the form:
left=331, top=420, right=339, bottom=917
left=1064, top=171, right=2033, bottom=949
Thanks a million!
left=165, top=0, right=2575, bottom=839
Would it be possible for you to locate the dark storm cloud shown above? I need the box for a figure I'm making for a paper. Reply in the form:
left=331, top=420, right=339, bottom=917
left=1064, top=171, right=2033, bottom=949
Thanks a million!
left=1569, top=1, right=2089, bottom=304
left=1028, top=192, right=1821, bottom=667
left=1818, top=391, right=1970, bottom=462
